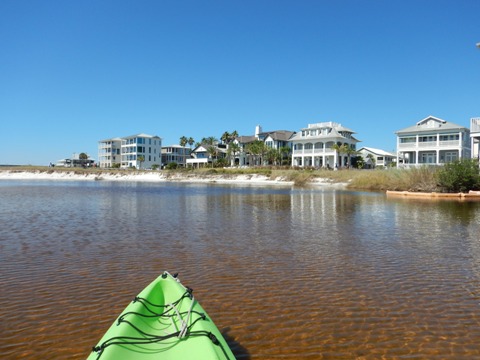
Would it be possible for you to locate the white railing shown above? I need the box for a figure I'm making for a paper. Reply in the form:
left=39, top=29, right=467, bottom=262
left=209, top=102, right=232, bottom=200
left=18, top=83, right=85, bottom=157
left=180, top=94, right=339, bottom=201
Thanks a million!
left=399, top=141, right=459, bottom=149
left=471, top=118, right=480, bottom=132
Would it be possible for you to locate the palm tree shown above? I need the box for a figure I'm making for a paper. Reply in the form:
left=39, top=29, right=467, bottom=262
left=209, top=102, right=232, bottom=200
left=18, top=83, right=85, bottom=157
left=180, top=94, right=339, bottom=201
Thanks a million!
left=202, top=136, right=218, bottom=146
left=79, top=152, right=89, bottom=167
left=188, top=137, right=195, bottom=148
left=179, top=136, right=188, bottom=147
left=206, top=146, right=218, bottom=167
left=221, top=131, right=231, bottom=145
left=246, top=140, right=266, bottom=166
left=366, top=153, right=376, bottom=169
left=266, top=148, right=281, bottom=165
left=227, top=142, right=240, bottom=167
left=279, top=146, right=291, bottom=165
left=331, top=143, right=343, bottom=169
left=344, top=145, right=357, bottom=168
left=137, top=155, right=145, bottom=169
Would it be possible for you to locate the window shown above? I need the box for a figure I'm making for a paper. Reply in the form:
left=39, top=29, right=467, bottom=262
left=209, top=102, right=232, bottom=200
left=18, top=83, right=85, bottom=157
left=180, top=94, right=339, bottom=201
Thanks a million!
left=419, top=136, right=436, bottom=142
left=400, top=137, right=416, bottom=143
left=440, top=134, right=459, bottom=141
left=444, top=151, right=458, bottom=162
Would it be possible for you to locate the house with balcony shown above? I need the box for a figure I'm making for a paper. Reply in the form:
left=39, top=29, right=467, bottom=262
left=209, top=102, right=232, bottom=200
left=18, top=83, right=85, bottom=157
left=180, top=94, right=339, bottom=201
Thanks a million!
left=98, top=134, right=162, bottom=169
left=470, top=117, right=480, bottom=161
left=290, top=122, right=360, bottom=168
left=98, top=137, right=122, bottom=168
left=161, top=145, right=191, bottom=167
left=396, top=116, right=470, bottom=167
left=357, top=147, right=396, bottom=168
left=186, top=143, right=227, bottom=168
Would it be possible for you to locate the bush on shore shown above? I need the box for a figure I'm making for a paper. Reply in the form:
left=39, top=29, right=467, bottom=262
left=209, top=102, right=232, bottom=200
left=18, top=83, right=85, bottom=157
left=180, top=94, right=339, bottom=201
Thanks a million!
left=436, top=159, right=480, bottom=193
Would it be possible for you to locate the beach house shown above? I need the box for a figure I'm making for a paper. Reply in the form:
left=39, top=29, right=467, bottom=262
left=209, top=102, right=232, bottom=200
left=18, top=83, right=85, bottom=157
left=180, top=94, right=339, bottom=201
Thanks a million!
left=470, top=117, right=480, bottom=161
left=232, top=125, right=295, bottom=166
left=395, top=116, right=470, bottom=167
left=357, top=147, right=396, bottom=168
left=290, top=122, right=360, bottom=168
left=98, top=134, right=162, bottom=169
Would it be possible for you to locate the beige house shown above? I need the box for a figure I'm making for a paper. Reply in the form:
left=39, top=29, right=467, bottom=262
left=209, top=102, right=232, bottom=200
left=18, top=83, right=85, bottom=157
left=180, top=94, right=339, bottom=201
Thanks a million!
left=396, top=116, right=470, bottom=167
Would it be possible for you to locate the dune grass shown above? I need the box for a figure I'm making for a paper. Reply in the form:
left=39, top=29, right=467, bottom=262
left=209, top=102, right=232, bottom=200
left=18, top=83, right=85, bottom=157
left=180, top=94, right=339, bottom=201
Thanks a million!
left=0, top=165, right=443, bottom=191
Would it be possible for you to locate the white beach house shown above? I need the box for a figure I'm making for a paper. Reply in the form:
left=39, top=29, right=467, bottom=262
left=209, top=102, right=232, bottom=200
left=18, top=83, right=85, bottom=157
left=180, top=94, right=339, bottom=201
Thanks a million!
left=395, top=116, right=470, bottom=167
left=290, top=122, right=360, bottom=168
left=470, top=117, right=480, bottom=161
left=357, top=147, right=396, bottom=168
left=98, top=134, right=162, bottom=169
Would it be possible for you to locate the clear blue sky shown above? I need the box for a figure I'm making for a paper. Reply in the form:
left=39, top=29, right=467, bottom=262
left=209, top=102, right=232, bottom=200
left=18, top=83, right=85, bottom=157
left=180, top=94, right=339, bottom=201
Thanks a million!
left=1, top=0, right=479, bottom=165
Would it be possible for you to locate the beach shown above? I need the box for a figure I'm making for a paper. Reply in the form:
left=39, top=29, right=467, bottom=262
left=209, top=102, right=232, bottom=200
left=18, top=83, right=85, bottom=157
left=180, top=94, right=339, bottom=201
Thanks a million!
left=0, top=169, right=347, bottom=187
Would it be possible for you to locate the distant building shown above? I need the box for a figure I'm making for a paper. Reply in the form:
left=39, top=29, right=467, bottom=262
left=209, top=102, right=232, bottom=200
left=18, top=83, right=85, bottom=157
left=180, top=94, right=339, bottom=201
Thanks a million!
left=98, top=134, right=162, bottom=169
left=98, top=137, right=122, bottom=168
left=396, top=116, right=470, bottom=167
left=290, top=121, right=360, bottom=168
left=470, top=117, right=480, bottom=161
left=161, top=145, right=191, bottom=167
left=232, top=125, right=295, bottom=166
left=357, top=147, right=396, bottom=168
left=56, top=153, right=95, bottom=168
left=186, top=143, right=227, bottom=168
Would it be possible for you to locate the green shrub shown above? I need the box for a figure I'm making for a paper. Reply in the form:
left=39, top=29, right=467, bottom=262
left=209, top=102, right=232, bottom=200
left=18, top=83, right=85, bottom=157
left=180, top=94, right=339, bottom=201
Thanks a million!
left=165, top=162, right=178, bottom=170
left=437, top=159, right=480, bottom=193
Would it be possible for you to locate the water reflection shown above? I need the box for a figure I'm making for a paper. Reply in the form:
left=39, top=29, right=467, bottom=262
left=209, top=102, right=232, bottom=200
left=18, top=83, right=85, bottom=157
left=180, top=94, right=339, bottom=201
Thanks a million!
left=1, top=181, right=480, bottom=359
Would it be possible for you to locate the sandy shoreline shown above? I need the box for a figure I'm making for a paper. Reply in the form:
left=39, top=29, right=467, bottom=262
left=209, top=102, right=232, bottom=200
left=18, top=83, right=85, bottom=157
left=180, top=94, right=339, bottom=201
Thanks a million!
left=0, top=169, right=347, bottom=187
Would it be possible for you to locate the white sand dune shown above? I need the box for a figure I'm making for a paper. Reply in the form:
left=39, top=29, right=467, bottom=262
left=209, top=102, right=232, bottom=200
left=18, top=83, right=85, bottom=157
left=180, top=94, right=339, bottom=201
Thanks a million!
left=0, top=169, right=347, bottom=187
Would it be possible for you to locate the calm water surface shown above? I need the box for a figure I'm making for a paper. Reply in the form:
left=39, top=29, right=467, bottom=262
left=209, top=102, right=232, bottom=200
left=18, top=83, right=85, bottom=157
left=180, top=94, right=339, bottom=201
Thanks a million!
left=1, top=180, right=480, bottom=359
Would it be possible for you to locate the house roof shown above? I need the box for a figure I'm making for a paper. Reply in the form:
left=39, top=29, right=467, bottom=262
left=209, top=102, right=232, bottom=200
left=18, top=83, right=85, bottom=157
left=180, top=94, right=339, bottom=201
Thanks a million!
left=235, top=135, right=257, bottom=144
left=358, top=147, right=395, bottom=157
left=262, top=130, right=296, bottom=141
left=396, top=116, right=468, bottom=134
left=303, top=122, right=357, bottom=134
left=289, top=127, right=360, bottom=143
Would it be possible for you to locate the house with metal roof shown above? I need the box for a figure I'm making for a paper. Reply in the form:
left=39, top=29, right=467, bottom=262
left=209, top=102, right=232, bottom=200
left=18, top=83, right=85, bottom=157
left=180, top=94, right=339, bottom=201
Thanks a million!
left=395, top=116, right=470, bottom=167
left=290, top=121, right=360, bottom=168
left=357, top=147, right=396, bottom=168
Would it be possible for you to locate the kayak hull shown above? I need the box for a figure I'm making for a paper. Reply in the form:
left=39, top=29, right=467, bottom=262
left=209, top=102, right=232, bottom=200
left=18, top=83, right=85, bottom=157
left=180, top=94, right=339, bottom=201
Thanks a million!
left=87, top=272, right=235, bottom=360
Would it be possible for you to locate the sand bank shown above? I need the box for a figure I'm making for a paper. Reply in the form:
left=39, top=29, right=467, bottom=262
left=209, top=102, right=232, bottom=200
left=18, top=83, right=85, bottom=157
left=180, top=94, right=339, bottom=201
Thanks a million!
left=0, top=169, right=347, bottom=188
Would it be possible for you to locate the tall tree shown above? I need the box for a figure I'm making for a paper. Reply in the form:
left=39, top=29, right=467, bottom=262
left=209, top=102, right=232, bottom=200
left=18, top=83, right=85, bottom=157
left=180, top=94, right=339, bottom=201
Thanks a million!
left=221, top=131, right=231, bottom=145
left=206, top=146, right=218, bottom=167
left=227, top=142, right=240, bottom=166
left=179, top=136, right=188, bottom=147
left=188, top=137, right=195, bottom=148
left=137, top=155, right=145, bottom=169
left=331, top=143, right=345, bottom=169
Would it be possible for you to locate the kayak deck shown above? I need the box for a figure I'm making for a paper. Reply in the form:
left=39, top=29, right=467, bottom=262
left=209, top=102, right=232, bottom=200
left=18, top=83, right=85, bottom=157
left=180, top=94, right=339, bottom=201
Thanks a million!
left=88, top=272, right=235, bottom=359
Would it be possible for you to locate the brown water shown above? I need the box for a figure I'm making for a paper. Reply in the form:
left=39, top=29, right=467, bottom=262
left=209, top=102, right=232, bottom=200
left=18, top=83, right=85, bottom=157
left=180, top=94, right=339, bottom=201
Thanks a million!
left=1, top=180, right=480, bottom=359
